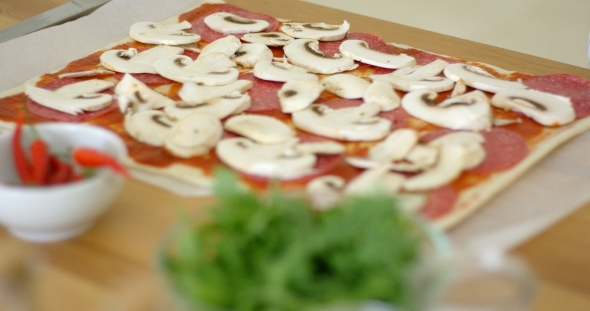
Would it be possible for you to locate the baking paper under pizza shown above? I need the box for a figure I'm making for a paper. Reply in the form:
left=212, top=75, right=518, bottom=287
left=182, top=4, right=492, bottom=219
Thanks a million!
left=2, top=0, right=590, bottom=229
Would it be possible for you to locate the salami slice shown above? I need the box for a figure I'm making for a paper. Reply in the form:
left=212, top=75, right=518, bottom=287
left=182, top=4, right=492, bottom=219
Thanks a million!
left=378, top=107, right=410, bottom=130
left=524, top=74, right=590, bottom=119
left=27, top=78, right=118, bottom=122
left=187, top=4, right=279, bottom=43
left=411, top=52, right=462, bottom=66
left=240, top=73, right=283, bottom=111
left=419, top=185, right=458, bottom=220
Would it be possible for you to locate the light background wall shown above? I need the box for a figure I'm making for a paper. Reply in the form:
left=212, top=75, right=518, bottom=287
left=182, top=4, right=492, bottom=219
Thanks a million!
left=300, top=0, right=590, bottom=68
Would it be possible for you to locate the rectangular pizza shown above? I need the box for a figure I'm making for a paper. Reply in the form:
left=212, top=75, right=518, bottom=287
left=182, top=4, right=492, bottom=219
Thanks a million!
left=1, top=0, right=590, bottom=229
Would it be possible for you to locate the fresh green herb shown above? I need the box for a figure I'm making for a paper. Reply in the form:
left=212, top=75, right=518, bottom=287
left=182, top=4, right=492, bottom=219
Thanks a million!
left=162, top=168, right=424, bottom=311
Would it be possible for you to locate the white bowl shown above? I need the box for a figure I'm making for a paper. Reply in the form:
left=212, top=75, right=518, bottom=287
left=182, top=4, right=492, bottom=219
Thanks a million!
left=0, top=123, right=128, bottom=243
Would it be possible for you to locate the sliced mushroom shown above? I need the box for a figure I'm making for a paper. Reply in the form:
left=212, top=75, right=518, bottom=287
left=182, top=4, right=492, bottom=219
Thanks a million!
left=283, top=39, right=357, bottom=74
left=321, top=74, right=371, bottom=99
left=344, top=164, right=405, bottom=196
left=368, top=128, right=419, bottom=162
left=58, top=69, right=114, bottom=79
left=491, top=89, right=575, bottom=126
left=242, top=32, right=295, bottom=47
left=451, top=78, right=467, bottom=97
left=100, top=46, right=184, bottom=74
left=426, top=131, right=485, bottom=170
left=370, top=59, right=454, bottom=92
left=278, top=78, right=324, bottom=113
left=443, top=63, right=526, bottom=93
left=339, top=39, right=416, bottom=69
left=224, top=114, right=296, bottom=144
left=281, top=21, right=350, bottom=41
left=401, top=89, right=493, bottom=131
left=204, top=12, right=270, bottom=34
left=306, top=175, right=345, bottom=211
left=124, top=110, right=175, bottom=146
left=404, top=144, right=438, bottom=170
left=231, top=43, right=274, bottom=68
left=164, top=112, right=223, bottom=158
left=178, top=80, right=253, bottom=104
left=216, top=137, right=317, bottom=179
left=129, top=21, right=201, bottom=45
left=362, top=80, right=401, bottom=111
left=25, top=81, right=114, bottom=115
left=292, top=102, right=391, bottom=141
left=115, top=73, right=175, bottom=113
left=153, top=54, right=239, bottom=85
left=199, top=35, right=242, bottom=57
left=402, top=144, right=466, bottom=192
left=253, top=60, right=319, bottom=82
left=164, top=93, right=251, bottom=120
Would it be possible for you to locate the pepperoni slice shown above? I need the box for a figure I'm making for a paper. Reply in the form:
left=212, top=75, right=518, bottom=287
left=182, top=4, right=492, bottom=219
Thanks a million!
left=188, top=4, right=279, bottom=43
left=411, top=52, right=462, bottom=66
left=321, top=98, right=363, bottom=109
left=27, top=78, right=118, bottom=122
left=419, top=185, right=458, bottom=220
left=379, top=107, right=410, bottom=130
left=422, top=128, right=529, bottom=174
left=523, top=74, right=590, bottom=119
left=240, top=73, right=283, bottom=112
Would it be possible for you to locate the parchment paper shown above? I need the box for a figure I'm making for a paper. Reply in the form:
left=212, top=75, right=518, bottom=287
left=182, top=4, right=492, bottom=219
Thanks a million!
left=2, top=0, right=590, bottom=251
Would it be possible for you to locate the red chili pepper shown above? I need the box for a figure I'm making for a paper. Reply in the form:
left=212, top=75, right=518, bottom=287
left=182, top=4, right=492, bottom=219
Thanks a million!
left=11, top=114, right=33, bottom=185
left=47, top=156, right=73, bottom=185
left=30, top=139, right=51, bottom=185
left=72, top=147, right=130, bottom=178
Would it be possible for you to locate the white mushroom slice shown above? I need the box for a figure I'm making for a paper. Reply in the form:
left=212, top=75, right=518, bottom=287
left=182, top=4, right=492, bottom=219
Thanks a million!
left=396, top=193, right=428, bottom=214
left=204, top=12, right=270, bottom=34
left=292, top=103, right=391, bottom=141
left=25, top=83, right=113, bottom=115
left=253, top=60, right=318, bottom=82
left=280, top=21, right=350, bottom=41
left=391, top=59, right=449, bottom=80
left=164, top=112, right=223, bottom=158
left=190, top=53, right=238, bottom=74
left=242, top=32, right=294, bottom=47
left=339, top=40, right=416, bottom=69
left=199, top=35, right=242, bottom=57
left=115, top=73, right=175, bottom=113
left=427, top=131, right=486, bottom=170
left=491, top=89, right=575, bottom=126
left=402, top=90, right=493, bottom=131
left=295, top=141, right=345, bottom=154
left=493, top=118, right=522, bottom=126
left=362, top=80, right=401, bottom=111
left=224, top=114, right=296, bottom=144
left=451, top=78, right=467, bottom=97
left=216, top=137, right=317, bottom=179
left=54, top=79, right=114, bottom=98
left=154, top=54, right=239, bottom=85
left=403, top=144, right=466, bottom=192
left=344, top=165, right=405, bottom=196
left=278, top=79, right=324, bottom=113
left=370, top=59, right=454, bottom=92
left=404, top=145, right=438, bottom=169
left=164, top=93, right=251, bottom=120
left=100, top=46, right=184, bottom=74
left=124, top=110, right=175, bottom=146
left=283, top=39, right=357, bottom=74
left=178, top=80, right=253, bottom=104
left=321, top=74, right=370, bottom=99
left=368, top=128, right=419, bottom=162
left=129, top=21, right=201, bottom=45
left=306, top=175, right=345, bottom=211
left=58, top=69, right=114, bottom=79
left=443, top=63, right=526, bottom=93
left=232, top=43, right=274, bottom=68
